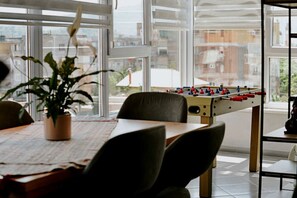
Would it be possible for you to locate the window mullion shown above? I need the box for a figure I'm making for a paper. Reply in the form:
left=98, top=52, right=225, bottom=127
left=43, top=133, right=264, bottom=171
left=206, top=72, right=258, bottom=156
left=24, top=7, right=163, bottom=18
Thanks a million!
left=28, top=9, right=43, bottom=121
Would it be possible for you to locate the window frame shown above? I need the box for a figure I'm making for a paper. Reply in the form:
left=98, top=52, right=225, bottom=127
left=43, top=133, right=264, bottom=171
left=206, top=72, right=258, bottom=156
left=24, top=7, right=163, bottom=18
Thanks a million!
left=264, top=5, right=297, bottom=110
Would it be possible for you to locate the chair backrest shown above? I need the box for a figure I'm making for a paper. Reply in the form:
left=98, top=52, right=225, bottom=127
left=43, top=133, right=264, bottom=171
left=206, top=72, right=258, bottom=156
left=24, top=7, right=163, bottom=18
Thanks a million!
left=0, top=101, right=34, bottom=130
left=82, top=125, right=166, bottom=197
left=116, top=92, right=188, bottom=123
left=149, top=121, right=225, bottom=195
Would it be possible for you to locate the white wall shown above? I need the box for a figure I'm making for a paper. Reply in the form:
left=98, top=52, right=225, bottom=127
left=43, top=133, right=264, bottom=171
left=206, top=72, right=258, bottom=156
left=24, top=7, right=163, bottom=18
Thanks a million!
left=188, top=108, right=293, bottom=157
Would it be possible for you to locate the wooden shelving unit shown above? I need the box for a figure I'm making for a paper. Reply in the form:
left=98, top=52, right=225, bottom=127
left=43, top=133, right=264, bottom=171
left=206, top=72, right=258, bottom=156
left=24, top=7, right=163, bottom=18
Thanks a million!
left=259, top=0, right=297, bottom=196
left=261, top=127, right=297, bottom=191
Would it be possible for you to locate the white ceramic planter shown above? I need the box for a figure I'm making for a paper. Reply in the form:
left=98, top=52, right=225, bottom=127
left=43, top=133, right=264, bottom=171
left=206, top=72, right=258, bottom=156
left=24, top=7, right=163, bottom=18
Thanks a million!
left=43, top=114, right=71, bottom=141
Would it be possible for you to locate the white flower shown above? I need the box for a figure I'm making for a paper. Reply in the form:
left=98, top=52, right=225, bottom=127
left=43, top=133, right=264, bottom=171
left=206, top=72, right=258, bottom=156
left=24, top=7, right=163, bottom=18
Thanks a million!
left=71, top=36, right=78, bottom=49
left=67, top=5, right=82, bottom=38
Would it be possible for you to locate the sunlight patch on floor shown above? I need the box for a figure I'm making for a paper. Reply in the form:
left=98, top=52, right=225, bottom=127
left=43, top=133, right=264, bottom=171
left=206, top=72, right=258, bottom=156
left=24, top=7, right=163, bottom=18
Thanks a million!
left=217, top=155, right=247, bottom=163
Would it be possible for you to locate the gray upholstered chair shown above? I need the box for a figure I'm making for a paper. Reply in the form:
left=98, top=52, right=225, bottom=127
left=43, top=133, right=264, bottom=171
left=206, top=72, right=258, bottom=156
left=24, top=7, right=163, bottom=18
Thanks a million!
left=142, top=121, right=225, bottom=198
left=155, top=186, right=191, bottom=198
left=116, top=92, right=188, bottom=123
left=55, top=125, right=166, bottom=198
left=0, top=101, right=34, bottom=130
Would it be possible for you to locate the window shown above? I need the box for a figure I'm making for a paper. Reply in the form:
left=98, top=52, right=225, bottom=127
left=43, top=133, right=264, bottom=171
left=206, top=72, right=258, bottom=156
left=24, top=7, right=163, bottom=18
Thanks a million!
left=0, top=0, right=112, bottom=119
left=0, top=0, right=290, bottom=119
left=42, top=27, right=102, bottom=116
left=266, top=6, right=297, bottom=106
left=108, top=0, right=148, bottom=116
left=113, top=0, right=143, bottom=47
left=107, top=0, right=191, bottom=117
left=194, top=0, right=261, bottom=88
left=151, top=30, right=182, bottom=91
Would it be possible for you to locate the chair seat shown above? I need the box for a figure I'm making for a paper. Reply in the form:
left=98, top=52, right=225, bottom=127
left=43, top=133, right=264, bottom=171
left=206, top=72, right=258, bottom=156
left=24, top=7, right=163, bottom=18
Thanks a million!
left=145, top=122, right=225, bottom=197
left=156, top=187, right=190, bottom=198
left=53, top=125, right=166, bottom=198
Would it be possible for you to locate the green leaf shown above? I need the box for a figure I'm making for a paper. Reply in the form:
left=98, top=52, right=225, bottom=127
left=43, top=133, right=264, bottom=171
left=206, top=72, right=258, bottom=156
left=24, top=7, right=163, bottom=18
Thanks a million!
left=73, top=90, right=94, bottom=102
left=20, top=56, right=43, bottom=65
left=44, top=52, right=58, bottom=73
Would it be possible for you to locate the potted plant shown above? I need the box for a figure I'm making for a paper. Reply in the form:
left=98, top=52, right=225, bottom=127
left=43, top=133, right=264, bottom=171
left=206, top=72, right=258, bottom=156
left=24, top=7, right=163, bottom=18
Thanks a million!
left=0, top=6, right=113, bottom=140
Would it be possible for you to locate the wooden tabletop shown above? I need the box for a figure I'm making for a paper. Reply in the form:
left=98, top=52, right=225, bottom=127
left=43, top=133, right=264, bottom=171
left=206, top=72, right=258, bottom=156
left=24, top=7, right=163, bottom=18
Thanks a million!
left=111, top=119, right=207, bottom=143
left=0, top=118, right=207, bottom=198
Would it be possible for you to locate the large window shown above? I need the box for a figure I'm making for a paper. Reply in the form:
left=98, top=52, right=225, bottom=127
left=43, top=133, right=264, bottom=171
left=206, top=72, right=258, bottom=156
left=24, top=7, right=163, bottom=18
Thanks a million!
left=266, top=6, right=297, bottom=106
left=1, top=0, right=292, bottom=119
left=108, top=0, right=190, bottom=116
left=193, top=0, right=261, bottom=88
left=43, top=27, right=102, bottom=116
left=0, top=0, right=112, bottom=120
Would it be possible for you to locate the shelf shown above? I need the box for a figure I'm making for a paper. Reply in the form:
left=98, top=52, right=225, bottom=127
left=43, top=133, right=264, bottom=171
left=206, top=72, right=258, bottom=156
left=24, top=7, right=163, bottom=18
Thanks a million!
left=290, top=95, right=297, bottom=101
left=260, top=0, right=297, bottom=195
left=290, top=33, right=297, bottom=38
left=264, top=0, right=297, bottom=8
left=263, top=127, right=297, bottom=143
left=262, top=160, right=297, bottom=179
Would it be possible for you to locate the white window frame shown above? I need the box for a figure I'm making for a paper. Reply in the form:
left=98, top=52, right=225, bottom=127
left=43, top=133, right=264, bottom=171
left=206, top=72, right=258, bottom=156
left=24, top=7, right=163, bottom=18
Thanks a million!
left=264, top=5, right=297, bottom=110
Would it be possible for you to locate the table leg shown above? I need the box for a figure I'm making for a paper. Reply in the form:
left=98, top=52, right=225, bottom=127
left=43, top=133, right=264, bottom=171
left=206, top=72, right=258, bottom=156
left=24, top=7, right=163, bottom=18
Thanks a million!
left=249, top=105, right=260, bottom=172
left=199, top=116, right=214, bottom=198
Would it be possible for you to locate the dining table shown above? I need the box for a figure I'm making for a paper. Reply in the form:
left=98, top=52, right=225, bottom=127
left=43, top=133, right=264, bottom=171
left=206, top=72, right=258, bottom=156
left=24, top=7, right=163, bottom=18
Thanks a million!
left=0, top=117, right=207, bottom=198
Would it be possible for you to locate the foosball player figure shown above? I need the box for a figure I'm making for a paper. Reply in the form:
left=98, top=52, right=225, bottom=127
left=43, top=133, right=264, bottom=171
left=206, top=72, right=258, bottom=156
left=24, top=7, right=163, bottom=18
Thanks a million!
left=190, top=86, right=197, bottom=95
left=219, top=84, right=223, bottom=91
left=199, top=88, right=204, bottom=94
left=177, top=88, right=183, bottom=94
left=285, top=98, right=297, bottom=134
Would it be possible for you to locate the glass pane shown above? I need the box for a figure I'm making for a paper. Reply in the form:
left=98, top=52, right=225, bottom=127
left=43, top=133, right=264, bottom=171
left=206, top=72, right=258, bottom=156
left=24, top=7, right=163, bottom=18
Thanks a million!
left=269, top=57, right=297, bottom=102
left=194, top=30, right=261, bottom=88
left=151, top=30, right=181, bottom=91
left=272, top=16, right=297, bottom=47
left=108, top=58, right=143, bottom=116
left=113, top=0, right=143, bottom=47
left=0, top=25, right=27, bottom=103
left=43, top=27, right=102, bottom=116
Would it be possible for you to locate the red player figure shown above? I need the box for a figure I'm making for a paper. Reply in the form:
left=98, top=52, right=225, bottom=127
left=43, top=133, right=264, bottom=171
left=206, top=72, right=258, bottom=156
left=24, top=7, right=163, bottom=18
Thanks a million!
left=199, top=88, right=204, bottom=94
left=177, top=88, right=183, bottom=94
left=191, top=86, right=197, bottom=94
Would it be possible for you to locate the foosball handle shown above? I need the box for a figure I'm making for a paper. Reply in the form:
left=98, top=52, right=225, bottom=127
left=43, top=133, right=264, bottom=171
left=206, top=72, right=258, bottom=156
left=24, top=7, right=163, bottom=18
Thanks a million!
left=239, top=95, right=248, bottom=100
left=230, top=96, right=243, bottom=101
left=243, top=94, right=255, bottom=98
left=255, top=91, right=266, bottom=95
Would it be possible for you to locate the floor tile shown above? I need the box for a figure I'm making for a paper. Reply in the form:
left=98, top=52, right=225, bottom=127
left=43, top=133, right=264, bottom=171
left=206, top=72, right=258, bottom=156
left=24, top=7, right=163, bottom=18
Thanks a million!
left=186, top=150, right=295, bottom=198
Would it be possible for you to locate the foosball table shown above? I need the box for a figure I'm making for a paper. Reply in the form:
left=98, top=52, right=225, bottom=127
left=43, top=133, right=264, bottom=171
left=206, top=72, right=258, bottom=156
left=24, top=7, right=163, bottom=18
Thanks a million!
left=168, top=85, right=265, bottom=197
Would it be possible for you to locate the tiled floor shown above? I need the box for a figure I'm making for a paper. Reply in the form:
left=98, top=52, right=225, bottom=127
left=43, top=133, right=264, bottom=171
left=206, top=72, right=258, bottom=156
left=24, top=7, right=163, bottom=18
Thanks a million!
left=186, top=150, right=295, bottom=198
